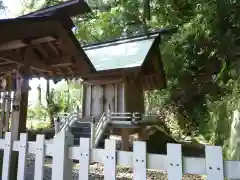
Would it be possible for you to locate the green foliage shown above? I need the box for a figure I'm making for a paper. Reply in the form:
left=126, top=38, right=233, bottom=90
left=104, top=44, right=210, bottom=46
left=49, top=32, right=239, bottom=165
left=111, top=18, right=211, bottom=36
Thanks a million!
left=27, top=119, right=51, bottom=130
left=27, top=80, right=83, bottom=127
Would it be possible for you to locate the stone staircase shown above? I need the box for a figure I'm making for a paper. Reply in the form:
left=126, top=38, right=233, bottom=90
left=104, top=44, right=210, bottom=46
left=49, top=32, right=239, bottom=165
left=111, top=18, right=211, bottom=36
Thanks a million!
left=69, top=120, right=109, bottom=148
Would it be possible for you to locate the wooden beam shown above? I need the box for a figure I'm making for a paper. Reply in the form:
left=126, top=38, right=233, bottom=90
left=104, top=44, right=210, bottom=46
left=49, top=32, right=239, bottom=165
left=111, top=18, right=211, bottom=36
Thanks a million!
left=52, top=61, right=72, bottom=67
left=47, top=42, right=61, bottom=56
left=0, top=50, right=74, bottom=72
left=35, top=44, right=49, bottom=58
left=82, top=67, right=141, bottom=80
left=83, top=78, right=123, bottom=85
left=31, top=36, right=56, bottom=45
left=57, top=28, right=93, bottom=74
left=0, top=50, right=52, bottom=72
left=0, top=36, right=56, bottom=51
left=0, top=64, right=18, bottom=73
left=0, top=40, right=27, bottom=51
left=0, top=61, right=13, bottom=65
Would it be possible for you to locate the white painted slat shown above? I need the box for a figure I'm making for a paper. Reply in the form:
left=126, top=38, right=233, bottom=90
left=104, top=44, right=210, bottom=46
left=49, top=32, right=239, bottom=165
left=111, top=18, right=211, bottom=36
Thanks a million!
left=104, top=139, right=116, bottom=180
left=167, top=143, right=182, bottom=180
left=4, top=137, right=240, bottom=179
left=34, top=135, right=45, bottom=180
left=133, top=141, right=147, bottom=180
left=2, top=132, right=12, bottom=180
left=52, top=131, right=73, bottom=180
left=17, top=133, right=28, bottom=180
left=79, top=138, right=90, bottom=180
left=205, top=146, right=224, bottom=180
left=0, top=139, right=5, bottom=149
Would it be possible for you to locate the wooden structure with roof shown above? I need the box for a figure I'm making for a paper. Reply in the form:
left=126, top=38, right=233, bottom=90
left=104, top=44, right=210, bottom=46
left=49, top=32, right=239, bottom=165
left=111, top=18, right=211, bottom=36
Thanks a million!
left=0, top=1, right=94, bottom=178
left=0, top=1, right=94, bottom=82
left=79, top=32, right=167, bottom=151
left=81, top=32, right=166, bottom=117
left=0, top=0, right=94, bottom=137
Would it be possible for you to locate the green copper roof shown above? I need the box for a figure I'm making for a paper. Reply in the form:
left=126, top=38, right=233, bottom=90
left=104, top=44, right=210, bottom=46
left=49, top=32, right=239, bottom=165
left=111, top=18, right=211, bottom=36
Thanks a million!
left=84, top=36, right=157, bottom=71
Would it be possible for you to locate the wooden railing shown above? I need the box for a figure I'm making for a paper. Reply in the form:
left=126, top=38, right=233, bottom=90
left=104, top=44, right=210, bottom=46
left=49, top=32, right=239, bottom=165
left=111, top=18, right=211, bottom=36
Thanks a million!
left=0, top=131, right=239, bottom=180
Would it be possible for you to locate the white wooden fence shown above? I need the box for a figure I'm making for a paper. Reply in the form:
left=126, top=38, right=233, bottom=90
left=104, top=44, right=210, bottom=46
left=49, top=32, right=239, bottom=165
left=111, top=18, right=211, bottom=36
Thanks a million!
left=0, top=131, right=240, bottom=180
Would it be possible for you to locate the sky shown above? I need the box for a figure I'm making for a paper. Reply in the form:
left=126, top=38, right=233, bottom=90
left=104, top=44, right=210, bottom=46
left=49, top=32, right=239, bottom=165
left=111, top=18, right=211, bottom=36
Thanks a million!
left=1, top=0, right=58, bottom=106
left=1, top=0, right=23, bottom=18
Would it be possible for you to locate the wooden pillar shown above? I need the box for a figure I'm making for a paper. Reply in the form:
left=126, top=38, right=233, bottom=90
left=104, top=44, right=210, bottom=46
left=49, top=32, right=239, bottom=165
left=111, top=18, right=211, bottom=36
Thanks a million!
left=82, top=84, right=87, bottom=117
left=10, top=66, right=30, bottom=180
left=114, top=84, right=118, bottom=112
left=18, top=78, right=29, bottom=133
left=11, top=68, right=29, bottom=138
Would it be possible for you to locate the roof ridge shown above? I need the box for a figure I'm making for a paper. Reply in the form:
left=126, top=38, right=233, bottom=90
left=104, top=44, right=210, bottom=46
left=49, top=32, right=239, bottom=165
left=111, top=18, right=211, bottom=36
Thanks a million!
left=82, top=27, right=177, bottom=50
left=83, top=33, right=159, bottom=51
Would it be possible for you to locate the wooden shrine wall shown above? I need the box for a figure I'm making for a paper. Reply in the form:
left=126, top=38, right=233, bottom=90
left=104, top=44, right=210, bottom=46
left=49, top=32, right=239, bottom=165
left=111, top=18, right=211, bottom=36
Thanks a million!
left=82, top=75, right=145, bottom=117
left=83, top=82, right=125, bottom=117
left=124, top=75, right=145, bottom=113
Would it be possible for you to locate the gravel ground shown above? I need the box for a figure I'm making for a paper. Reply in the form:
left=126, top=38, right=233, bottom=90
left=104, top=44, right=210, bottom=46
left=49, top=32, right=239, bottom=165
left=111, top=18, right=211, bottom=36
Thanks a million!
left=24, top=155, right=205, bottom=180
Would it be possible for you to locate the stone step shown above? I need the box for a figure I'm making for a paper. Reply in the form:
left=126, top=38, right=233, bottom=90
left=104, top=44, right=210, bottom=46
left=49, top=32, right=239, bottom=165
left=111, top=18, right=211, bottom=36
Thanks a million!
left=73, top=132, right=91, bottom=138
left=68, top=115, right=110, bottom=147
left=71, top=126, right=91, bottom=133
left=72, top=122, right=91, bottom=128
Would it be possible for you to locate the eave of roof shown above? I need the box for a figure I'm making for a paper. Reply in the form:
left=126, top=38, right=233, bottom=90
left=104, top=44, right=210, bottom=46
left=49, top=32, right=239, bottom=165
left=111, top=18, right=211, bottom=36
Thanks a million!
left=82, top=27, right=177, bottom=50
left=0, top=16, right=74, bottom=44
left=18, top=0, right=91, bottom=18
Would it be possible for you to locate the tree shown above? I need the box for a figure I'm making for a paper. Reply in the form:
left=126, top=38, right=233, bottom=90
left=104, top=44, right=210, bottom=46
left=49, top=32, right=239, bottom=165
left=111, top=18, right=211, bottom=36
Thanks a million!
left=0, top=0, right=6, bottom=14
left=28, top=79, right=82, bottom=126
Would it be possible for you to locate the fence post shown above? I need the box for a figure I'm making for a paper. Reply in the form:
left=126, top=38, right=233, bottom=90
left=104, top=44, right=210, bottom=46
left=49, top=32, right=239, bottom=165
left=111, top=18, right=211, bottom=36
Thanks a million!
left=133, top=141, right=147, bottom=180
left=52, top=130, right=73, bottom=180
left=167, top=143, right=183, bottom=180
left=91, top=117, right=96, bottom=148
left=205, top=146, right=224, bottom=180
left=34, top=134, right=45, bottom=180
left=79, top=138, right=90, bottom=180
left=2, top=132, right=12, bottom=180
left=104, top=139, right=116, bottom=180
left=17, top=133, right=28, bottom=180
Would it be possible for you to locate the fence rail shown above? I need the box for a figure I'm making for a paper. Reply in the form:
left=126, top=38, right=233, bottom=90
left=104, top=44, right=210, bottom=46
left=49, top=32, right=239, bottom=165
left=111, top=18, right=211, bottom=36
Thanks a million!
left=0, top=131, right=239, bottom=180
